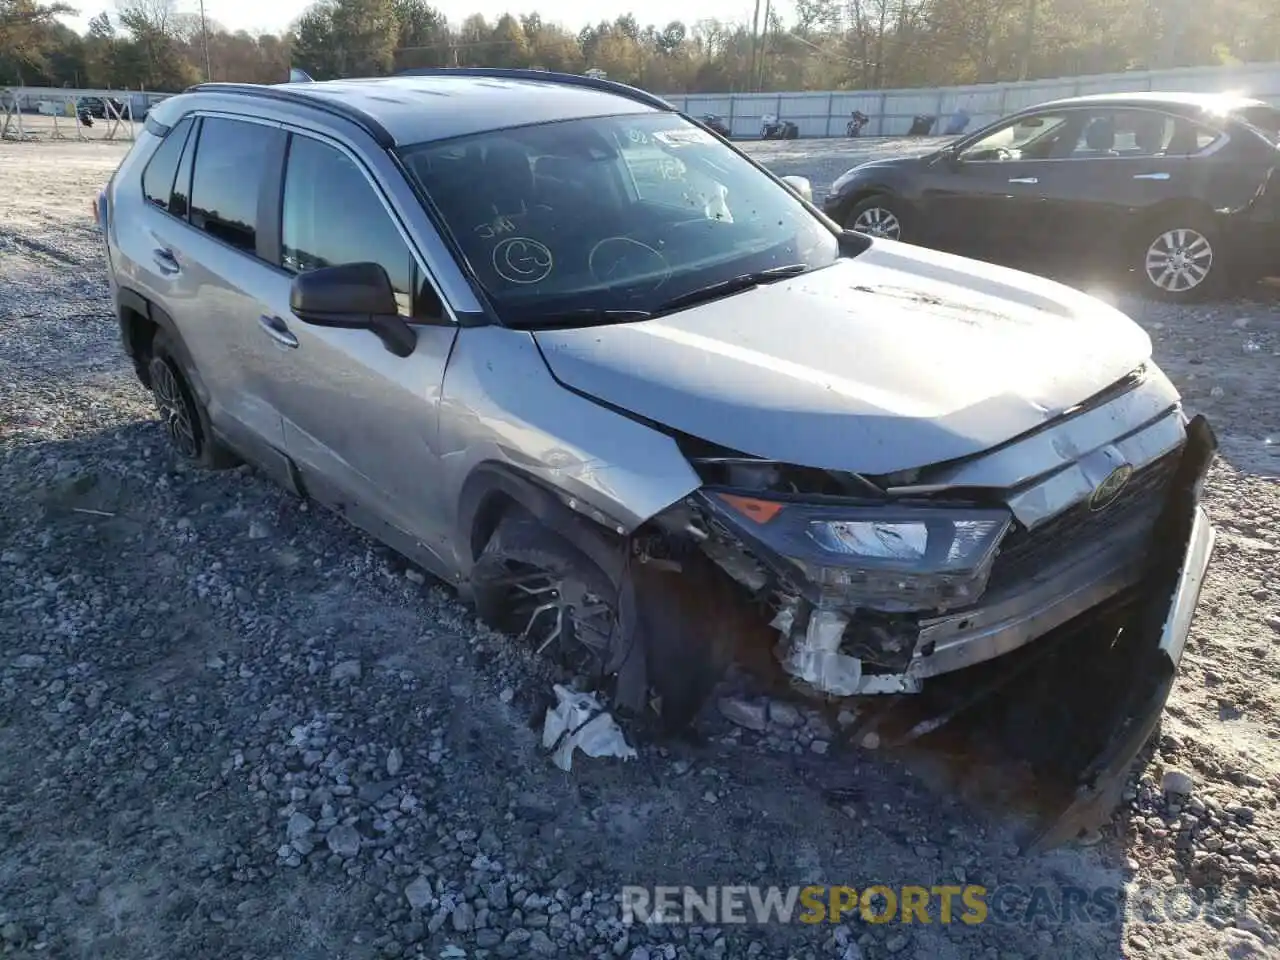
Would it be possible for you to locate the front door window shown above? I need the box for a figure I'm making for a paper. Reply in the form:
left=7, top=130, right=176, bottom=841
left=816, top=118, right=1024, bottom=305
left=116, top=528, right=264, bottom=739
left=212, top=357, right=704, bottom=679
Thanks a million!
left=958, top=113, right=1072, bottom=162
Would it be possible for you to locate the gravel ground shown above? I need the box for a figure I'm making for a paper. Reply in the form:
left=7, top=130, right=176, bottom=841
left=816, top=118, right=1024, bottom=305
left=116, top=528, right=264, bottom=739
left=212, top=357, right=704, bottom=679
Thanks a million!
left=1, top=136, right=1279, bottom=960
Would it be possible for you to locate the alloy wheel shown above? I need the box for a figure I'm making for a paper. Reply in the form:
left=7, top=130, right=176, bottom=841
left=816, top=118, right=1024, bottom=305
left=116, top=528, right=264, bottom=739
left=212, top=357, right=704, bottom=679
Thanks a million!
left=1144, top=228, right=1213, bottom=294
left=487, top=560, right=616, bottom=678
left=852, top=206, right=903, bottom=240
left=150, top=359, right=199, bottom=459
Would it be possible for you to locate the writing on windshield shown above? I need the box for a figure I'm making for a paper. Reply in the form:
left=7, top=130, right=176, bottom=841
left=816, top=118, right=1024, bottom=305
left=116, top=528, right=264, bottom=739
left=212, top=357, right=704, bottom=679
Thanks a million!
left=399, top=113, right=838, bottom=325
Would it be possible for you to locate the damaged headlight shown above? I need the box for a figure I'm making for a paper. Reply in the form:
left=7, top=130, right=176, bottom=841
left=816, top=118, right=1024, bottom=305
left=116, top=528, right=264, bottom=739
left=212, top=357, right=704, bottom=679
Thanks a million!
left=699, top=492, right=1012, bottom=612
left=807, top=516, right=1008, bottom=569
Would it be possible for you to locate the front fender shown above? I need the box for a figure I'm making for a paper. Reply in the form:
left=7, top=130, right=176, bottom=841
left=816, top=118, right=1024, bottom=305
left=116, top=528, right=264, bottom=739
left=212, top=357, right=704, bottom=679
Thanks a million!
left=437, top=326, right=702, bottom=574
left=825, top=176, right=907, bottom=216
left=456, top=461, right=632, bottom=587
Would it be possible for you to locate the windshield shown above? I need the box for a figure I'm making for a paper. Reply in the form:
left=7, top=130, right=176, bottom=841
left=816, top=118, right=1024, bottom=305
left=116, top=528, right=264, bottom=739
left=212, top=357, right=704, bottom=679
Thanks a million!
left=1235, top=105, right=1280, bottom=146
left=398, top=113, right=840, bottom=326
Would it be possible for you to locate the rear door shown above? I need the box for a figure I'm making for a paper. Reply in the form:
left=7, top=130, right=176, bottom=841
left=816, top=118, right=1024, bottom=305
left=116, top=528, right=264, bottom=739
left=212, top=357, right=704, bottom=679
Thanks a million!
left=145, top=114, right=289, bottom=453
left=1032, top=108, right=1191, bottom=269
left=920, top=110, right=1075, bottom=263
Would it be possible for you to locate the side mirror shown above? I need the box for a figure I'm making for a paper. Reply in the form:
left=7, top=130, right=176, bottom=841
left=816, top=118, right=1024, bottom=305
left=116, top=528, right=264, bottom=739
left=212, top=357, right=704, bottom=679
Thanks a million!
left=289, top=262, right=417, bottom=358
left=780, top=175, right=813, bottom=203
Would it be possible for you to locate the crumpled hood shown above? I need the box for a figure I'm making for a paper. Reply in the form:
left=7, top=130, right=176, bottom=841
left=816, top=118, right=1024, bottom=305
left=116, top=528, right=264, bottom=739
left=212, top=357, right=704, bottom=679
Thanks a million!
left=533, top=241, right=1156, bottom=476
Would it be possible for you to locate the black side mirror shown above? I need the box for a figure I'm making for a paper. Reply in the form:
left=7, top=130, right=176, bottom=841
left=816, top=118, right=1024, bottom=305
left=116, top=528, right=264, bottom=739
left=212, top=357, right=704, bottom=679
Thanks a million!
left=289, top=262, right=417, bottom=358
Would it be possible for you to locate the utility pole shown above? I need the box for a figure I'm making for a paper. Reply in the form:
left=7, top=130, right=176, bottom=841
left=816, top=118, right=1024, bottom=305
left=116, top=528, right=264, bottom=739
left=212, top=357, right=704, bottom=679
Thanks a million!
left=1016, top=0, right=1038, bottom=81
left=198, top=0, right=212, bottom=80
left=1159, top=0, right=1190, bottom=68
left=756, top=0, right=771, bottom=91
left=747, top=0, right=762, bottom=93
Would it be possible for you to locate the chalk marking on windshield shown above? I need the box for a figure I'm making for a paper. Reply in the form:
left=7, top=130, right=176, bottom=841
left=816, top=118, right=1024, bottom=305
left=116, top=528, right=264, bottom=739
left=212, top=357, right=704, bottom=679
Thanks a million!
left=588, top=237, right=671, bottom=289
left=493, top=237, right=554, bottom=284
left=475, top=214, right=518, bottom=240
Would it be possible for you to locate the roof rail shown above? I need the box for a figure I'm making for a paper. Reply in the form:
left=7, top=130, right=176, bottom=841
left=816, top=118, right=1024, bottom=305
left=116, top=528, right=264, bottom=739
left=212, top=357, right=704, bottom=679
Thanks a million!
left=182, top=82, right=395, bottom=147
left=391, top=67, right=675, bottom=112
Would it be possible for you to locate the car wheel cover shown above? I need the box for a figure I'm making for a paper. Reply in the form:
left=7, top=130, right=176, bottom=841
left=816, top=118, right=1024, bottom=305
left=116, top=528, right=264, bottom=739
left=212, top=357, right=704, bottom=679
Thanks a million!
left=1145, top=228, right=1213, bottom=293
left=151, top=359, right=199, bottom=459
left=852, top=206, right=902, bottom=240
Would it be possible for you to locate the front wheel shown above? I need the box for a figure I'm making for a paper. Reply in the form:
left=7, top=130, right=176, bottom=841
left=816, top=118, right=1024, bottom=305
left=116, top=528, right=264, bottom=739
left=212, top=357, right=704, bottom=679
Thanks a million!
left=471, top=513, right=620, bottom=687
left=1134, top=216, right=1225, bottom=302
left=845, top=194, right=908, bottom=242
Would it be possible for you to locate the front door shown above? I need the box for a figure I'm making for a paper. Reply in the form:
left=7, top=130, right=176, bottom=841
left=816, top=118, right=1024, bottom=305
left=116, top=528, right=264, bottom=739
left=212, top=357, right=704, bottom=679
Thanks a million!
left=1031, top=108, right=1199, bottom=279
left=255, top=130, right=459, bottom=559
left=920, top=109, right=1076, bottom=265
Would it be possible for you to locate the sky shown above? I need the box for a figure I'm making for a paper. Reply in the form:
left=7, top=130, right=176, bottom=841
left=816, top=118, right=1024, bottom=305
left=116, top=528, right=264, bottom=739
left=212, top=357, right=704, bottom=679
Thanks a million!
left=61, top=0, right=791, bottom=39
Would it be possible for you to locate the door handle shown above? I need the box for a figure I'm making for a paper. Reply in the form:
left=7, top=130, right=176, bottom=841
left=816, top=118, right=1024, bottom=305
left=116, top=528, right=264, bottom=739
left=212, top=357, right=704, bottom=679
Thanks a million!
left=1008, top=177, right=1038, bottom=184
left=258, top=314, right=299, bottom=349
left=1133, top=172, right=1171, bottom=181
left=151, top=247, right=180, bottom=274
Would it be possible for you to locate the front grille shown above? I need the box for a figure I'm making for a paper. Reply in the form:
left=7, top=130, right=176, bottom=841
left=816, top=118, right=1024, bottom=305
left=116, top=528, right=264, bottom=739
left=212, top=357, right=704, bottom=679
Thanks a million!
left=985, top=450, right=1182, bottom=593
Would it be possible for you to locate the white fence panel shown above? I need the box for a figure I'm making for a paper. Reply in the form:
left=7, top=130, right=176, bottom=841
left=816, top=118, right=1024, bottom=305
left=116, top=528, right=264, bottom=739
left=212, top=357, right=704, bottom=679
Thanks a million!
left=667, top=61, right=1280, bottom=138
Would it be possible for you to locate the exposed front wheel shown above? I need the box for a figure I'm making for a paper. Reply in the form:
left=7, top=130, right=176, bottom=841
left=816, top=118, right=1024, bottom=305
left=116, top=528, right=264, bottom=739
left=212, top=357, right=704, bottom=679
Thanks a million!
left=845, top=194, right=907, bottom=242
left=1135, top=218, right=1224, bottom=302
left=471, top=513, right=620, bottom=686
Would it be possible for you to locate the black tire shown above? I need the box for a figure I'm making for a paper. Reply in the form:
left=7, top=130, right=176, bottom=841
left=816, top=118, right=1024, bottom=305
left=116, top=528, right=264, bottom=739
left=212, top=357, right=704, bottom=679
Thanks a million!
left=471, top=512, right=620, bottom=685
left=1131, top=212, right=1226, bottom=303
left=472, top=512, right=731, bottom=732
left=147, top=330, right=239, bottom=469
left=844, top=194, right=908, bottom=243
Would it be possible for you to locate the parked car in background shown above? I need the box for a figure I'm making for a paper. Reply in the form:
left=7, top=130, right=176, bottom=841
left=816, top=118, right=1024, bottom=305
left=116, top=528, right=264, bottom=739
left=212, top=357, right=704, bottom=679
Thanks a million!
left=698, top=113, right=731, bottom=138
left=822, top=92, right=1280, bottom=301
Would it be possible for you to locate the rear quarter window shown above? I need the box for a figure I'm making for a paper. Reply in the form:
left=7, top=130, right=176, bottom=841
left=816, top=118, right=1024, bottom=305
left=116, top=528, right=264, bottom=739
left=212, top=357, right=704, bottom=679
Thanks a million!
left=1237, top=106, right=1280, bottom=146
left=142, top=116, right=194, bottom=211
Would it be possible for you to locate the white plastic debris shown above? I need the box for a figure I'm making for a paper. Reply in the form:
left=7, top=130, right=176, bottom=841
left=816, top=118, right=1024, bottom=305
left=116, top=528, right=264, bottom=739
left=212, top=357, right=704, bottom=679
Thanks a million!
left=541, top=684, right=637, bottom=771
left=779, top=609, right=865, bottom=696
left=776, top=609, right=921, bottom=696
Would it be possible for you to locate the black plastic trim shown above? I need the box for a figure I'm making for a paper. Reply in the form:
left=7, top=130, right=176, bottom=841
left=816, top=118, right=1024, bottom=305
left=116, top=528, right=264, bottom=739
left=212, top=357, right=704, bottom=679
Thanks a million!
left=392, top=67, right=675, bottom=112
left=144, top=114, right=170, bottom=138
left=456, top=462, right=628, bottom=583
left=182, top=82, right=396, bottom=148
left=257, top=129, right=289, bottom=267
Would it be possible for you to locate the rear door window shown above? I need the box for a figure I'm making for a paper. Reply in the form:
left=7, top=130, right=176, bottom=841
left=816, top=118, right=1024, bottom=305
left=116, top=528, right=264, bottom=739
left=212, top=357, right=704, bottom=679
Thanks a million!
left=189, top=117, right=278, bottom=255
left=1066, top=110, right=1178, bottom=158
left=142, top=116, right=194, bottom=212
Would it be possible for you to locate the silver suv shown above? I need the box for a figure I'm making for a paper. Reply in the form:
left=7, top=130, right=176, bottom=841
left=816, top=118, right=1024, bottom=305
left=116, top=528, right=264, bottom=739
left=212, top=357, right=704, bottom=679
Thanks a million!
left=97, top=69, right=1216, bottom=845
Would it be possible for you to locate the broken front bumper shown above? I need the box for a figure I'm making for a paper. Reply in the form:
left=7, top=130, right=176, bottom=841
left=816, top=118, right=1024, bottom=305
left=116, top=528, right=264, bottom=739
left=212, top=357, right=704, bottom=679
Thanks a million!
left=1025, top=413, right=1217, bottom=850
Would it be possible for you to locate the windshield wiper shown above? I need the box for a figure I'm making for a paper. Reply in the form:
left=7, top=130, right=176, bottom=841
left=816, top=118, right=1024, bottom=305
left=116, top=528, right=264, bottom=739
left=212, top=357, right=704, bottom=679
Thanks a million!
left=652, top=263, right=810, bottom=315
left=509, top=307, right=654, bottom=329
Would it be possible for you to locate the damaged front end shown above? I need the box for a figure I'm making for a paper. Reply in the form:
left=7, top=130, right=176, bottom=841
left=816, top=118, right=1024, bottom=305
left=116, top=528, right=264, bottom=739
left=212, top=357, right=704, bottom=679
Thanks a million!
left=635, top=413, right=1217, bottom=849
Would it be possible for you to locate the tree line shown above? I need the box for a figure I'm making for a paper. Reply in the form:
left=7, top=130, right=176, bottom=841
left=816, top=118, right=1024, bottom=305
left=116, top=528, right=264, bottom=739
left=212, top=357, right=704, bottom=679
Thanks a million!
left=3, top=0, right=1279, bottom=96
